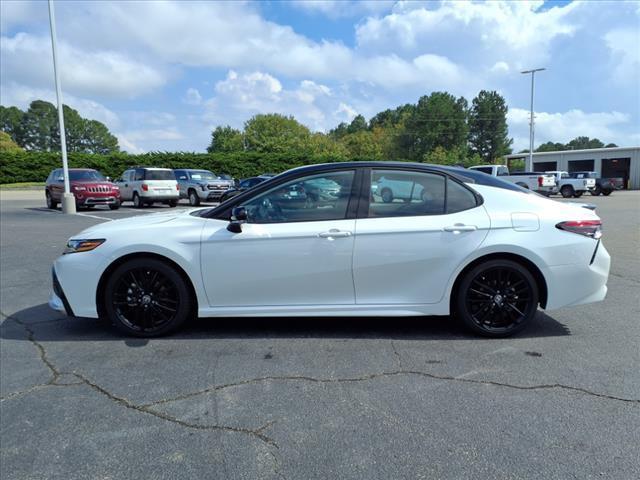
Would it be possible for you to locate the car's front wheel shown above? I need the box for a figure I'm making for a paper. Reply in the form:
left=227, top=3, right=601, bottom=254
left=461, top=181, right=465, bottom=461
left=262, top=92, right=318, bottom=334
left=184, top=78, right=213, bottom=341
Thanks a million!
left=456, top=259, right=539, bottom=337
left=45, top=191, right=58, bottom=209
left=590, top=185, right=602, bottom=196
left=132, top=192, right=142, bottom=208
left=560, top=185, right=574, bottom=198
left=188, top=189, right=200, bottom=206
left=104, top=258, right=192, bottom=337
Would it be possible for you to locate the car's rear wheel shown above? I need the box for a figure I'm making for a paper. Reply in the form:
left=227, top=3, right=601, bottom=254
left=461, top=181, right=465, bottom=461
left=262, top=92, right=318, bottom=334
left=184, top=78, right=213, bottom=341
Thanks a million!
left=456, top=259, right=539, bottom=337
left=590, top=185, right=602, bottom=196
left=46, top=191, right=58, bottom=209
left=133, top=193, right=142, bottom=208
left=104, top=258, right=192, bottom=337
left=560, top=185, right=574, bottom=198
left=188, top=189, right=200, bottom=206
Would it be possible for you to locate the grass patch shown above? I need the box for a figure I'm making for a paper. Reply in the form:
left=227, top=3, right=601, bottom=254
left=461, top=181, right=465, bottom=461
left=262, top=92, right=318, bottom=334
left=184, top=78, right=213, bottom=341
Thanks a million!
left=0, top=182, right=45, bottom=189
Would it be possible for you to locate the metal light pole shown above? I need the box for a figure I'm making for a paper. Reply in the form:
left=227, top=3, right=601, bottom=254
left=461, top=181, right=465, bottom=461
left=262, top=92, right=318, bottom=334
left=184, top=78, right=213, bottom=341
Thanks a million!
left=48, top=0, right=75, bottom=214
left=521, top=68, right=545, bottom=172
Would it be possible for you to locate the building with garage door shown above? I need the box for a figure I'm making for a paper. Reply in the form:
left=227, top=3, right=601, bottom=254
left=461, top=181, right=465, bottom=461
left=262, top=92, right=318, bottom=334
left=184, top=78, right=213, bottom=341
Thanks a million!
left=504, top=146, right=640, bottom=189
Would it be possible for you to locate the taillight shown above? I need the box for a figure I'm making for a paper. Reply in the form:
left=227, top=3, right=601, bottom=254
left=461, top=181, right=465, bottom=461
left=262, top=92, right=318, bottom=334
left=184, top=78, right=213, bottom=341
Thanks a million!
left=141, top=184, right=148, bottom=191
left=538, top=176, right=543, bottom=187
left=176, top=184, right=180, bottom=190
left=556, top=220, right=602, bottom=239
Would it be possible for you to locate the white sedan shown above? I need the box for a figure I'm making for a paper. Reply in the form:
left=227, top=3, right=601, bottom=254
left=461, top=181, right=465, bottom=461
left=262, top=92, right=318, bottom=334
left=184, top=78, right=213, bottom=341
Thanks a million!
left=49, top=162, right=610, bottom=338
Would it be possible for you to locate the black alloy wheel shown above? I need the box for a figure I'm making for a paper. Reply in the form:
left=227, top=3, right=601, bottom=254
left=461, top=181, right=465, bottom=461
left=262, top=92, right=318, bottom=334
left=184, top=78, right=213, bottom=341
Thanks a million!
left=104, top=258, right=192, bottom=337
left=456, top=259, right=538, bottom=337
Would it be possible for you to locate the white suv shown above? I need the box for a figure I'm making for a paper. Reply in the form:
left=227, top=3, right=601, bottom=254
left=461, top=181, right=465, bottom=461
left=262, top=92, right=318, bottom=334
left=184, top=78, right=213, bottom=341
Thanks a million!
left=116, top=167, right=179, bottom=208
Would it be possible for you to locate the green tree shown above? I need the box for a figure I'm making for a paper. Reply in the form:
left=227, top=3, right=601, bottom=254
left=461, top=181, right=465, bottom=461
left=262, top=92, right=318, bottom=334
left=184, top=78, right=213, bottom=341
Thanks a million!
left=468, top=90, right=512, bottom=162
left=565, top=136, right=605, bottom=150
left=207, top=125, right=244, bottom=153
left=346, top=114, right=367, bottom=134
left=0, top=106, right=24, bottom=144
left=82, top=119, right=119, bottom=154
left=328, top=122, right=349, bottom=140
left=536, top=141, right=566, bottom=152
left=244, top=114, right=311, bottom=154
left=19, top=100, right=59, bottom=151
left=339, top=130, right=382, bottom=159
left=0, top=131, right=23, bottom=153
left=307, top=132, right=347, bottom=157
left=404, top=92, right=469, bottom=161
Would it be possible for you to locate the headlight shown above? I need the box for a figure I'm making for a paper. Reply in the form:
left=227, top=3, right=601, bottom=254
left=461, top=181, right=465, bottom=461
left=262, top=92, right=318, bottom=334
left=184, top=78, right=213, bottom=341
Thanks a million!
left=64, top=239, right=105, bottom=254
left=112, top=185, right=120, bottom=190
left=200, top=184, right=207, bottom=191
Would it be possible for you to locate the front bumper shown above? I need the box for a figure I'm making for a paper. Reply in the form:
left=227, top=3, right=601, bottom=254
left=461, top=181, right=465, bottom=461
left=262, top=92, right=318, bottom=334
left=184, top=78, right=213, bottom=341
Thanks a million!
left=77, top=196, right=120, bottom=206
left=49, top=268, right=75, bottom=316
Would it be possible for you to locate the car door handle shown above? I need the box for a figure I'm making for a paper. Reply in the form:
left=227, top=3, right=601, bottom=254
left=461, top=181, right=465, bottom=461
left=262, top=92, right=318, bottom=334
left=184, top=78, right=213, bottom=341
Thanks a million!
left=318, top=229, right=352, bottom=238
left=443, top=224, right=477, bottom=232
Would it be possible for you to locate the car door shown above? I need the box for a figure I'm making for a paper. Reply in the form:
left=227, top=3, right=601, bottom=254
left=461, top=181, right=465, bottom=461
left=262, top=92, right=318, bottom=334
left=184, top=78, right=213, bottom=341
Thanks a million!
left=200, top=169, right=358, bottom=307
left=51, top=169, right=64, bottom=201
left=353, top=168, right=490, bottom=305
left=117, top=170, right=132, bottom=200
left=174, top=170, right=188, bottom=197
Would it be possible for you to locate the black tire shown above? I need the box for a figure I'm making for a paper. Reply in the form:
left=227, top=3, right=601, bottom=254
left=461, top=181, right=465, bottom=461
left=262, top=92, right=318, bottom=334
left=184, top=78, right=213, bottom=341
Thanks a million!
left=573, top=191, right=583, bottom=198
left=133, top=192, right=142, bottom=208
left=109, top=201, right=121, bottom=210
left=104, top=258, right=193, bottom=337
left=590, top=186, right=602, bottom=196
left=602, top=189, right=612, bottom=196
left=188, top=189, right=200, bottom=206
left=455, top=259, right=539, bottom=338
left=168, top=199, right=178, bottom=208
left=381, top=188, right=393, bottom=203
left=45, top=191, right=58, bottom=209
left=560, top=185, right=574, bottom=198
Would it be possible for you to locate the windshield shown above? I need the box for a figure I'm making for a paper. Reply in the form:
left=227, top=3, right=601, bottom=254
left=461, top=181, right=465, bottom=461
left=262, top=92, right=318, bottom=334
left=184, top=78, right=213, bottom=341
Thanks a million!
left=69, top=170, right=106, bottom=182
left=144, top=170, right=175, bottom=180
left=189, top=170, right=217, bottom=180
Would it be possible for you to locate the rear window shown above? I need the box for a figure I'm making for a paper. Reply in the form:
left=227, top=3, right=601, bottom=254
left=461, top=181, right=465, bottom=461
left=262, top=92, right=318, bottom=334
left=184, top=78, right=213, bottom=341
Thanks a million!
left=442, top=167, right=530, bottom=193
left=144, top=170, right=175, bottom=180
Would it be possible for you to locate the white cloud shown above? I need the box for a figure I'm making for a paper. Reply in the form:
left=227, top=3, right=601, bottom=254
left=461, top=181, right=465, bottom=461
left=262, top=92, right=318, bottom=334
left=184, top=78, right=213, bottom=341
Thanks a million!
left=184, top=88, right=202, bottom=105
left=355, top=1, right=580, bottom=69
left=0, top=33, right=165, bottom=98
left=604, top=27, right=640, bottom=87
left=290, top=0, right=394, bottom=19
left=0, top=82, right=120, bottom=129
left=508, top=108, right=634, bottom=151
left=116, top=134, right=145, bottom=154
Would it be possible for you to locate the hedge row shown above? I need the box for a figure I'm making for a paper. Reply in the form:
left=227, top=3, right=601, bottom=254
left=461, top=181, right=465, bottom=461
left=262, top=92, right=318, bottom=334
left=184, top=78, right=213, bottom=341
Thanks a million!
left=0, top=151, right=368, bottom=184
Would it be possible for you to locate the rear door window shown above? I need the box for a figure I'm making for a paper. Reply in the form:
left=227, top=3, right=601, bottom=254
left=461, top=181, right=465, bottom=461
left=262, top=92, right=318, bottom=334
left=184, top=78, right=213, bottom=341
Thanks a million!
left=369, top=170, right=445, bottom=217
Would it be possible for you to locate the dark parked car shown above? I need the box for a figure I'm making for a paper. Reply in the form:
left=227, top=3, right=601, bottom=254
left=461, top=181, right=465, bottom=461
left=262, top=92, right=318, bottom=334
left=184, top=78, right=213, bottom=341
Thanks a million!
left=569, top=171, right=617, bottom=196
left=45, top=168, right=121, bottom=210
left=219, top=175, right=275, bottom=202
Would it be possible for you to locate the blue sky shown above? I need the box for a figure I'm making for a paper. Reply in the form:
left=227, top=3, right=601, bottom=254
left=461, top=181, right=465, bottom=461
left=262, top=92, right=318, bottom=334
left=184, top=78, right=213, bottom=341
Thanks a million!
left=1, top=0, right=638, bottom=153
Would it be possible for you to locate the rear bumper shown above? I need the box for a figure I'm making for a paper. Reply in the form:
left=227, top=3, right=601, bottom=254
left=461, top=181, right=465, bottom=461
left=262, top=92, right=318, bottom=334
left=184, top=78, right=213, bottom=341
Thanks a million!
left=545, top=242, right=611, bottom=310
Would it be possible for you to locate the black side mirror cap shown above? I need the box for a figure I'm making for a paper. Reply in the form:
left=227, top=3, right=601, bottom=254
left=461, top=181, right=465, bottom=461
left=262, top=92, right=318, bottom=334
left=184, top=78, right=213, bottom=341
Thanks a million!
left=227, top=206, right=247, bottom=233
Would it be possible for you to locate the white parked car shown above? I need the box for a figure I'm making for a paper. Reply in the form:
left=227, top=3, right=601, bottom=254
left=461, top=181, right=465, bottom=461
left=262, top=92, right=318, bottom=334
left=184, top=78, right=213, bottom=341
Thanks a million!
left=115, top=167, right=179, bottom=208
left=546, top=171, right=597, bottom=198
left=469, top=165, right=556, bottom=194
left=50, top=162, right=610, bottom=338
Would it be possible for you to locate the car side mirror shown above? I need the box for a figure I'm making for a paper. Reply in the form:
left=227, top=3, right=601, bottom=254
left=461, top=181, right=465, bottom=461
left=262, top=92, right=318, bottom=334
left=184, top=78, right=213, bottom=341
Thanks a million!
left=227, top=206, right=247, bottom=233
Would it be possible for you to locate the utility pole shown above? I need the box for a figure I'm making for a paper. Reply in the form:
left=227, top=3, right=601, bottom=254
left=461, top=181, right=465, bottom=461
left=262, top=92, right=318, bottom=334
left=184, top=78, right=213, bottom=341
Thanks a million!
left=48, top=0, right=75, bottom=214
left=521, top=68, right=545, bottom=172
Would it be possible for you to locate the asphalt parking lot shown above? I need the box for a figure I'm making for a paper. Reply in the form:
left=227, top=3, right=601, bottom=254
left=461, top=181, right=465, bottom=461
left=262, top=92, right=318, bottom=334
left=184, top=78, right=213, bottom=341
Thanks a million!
left=1, top=189, right=639, bottom=479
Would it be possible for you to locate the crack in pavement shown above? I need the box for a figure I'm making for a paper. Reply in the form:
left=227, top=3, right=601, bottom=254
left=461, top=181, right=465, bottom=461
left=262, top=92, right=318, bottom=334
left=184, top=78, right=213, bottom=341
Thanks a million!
left=0, top=311, right=278, bottom=449
left=141, top=370, right=640, bottom=409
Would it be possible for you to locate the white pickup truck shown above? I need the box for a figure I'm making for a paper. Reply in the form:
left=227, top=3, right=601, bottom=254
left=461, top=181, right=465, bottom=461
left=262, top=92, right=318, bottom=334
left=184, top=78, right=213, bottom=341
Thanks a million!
left=468, top=165, right=556, bottom=194
left=545, top=171, right=596, bottom=198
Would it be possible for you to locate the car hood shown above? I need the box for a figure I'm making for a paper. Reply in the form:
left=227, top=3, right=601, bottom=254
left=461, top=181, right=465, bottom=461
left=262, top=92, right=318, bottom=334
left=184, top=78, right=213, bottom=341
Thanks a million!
left=74, top=209, right=203, bottom=238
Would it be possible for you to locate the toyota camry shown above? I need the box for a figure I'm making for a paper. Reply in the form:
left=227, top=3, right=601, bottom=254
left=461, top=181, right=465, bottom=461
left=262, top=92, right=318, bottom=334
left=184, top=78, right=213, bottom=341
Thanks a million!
left=49, top=162, right=610, bottom=338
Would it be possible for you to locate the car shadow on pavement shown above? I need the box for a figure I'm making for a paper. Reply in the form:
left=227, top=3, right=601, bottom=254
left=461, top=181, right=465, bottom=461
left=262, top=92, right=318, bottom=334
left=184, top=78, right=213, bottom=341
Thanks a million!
left=1, top=303, right=571, bottom=344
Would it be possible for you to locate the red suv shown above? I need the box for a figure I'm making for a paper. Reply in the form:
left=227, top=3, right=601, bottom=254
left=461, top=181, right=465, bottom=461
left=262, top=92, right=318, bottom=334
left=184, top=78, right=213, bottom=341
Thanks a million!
left=45, top=168, right=121, bottom=210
